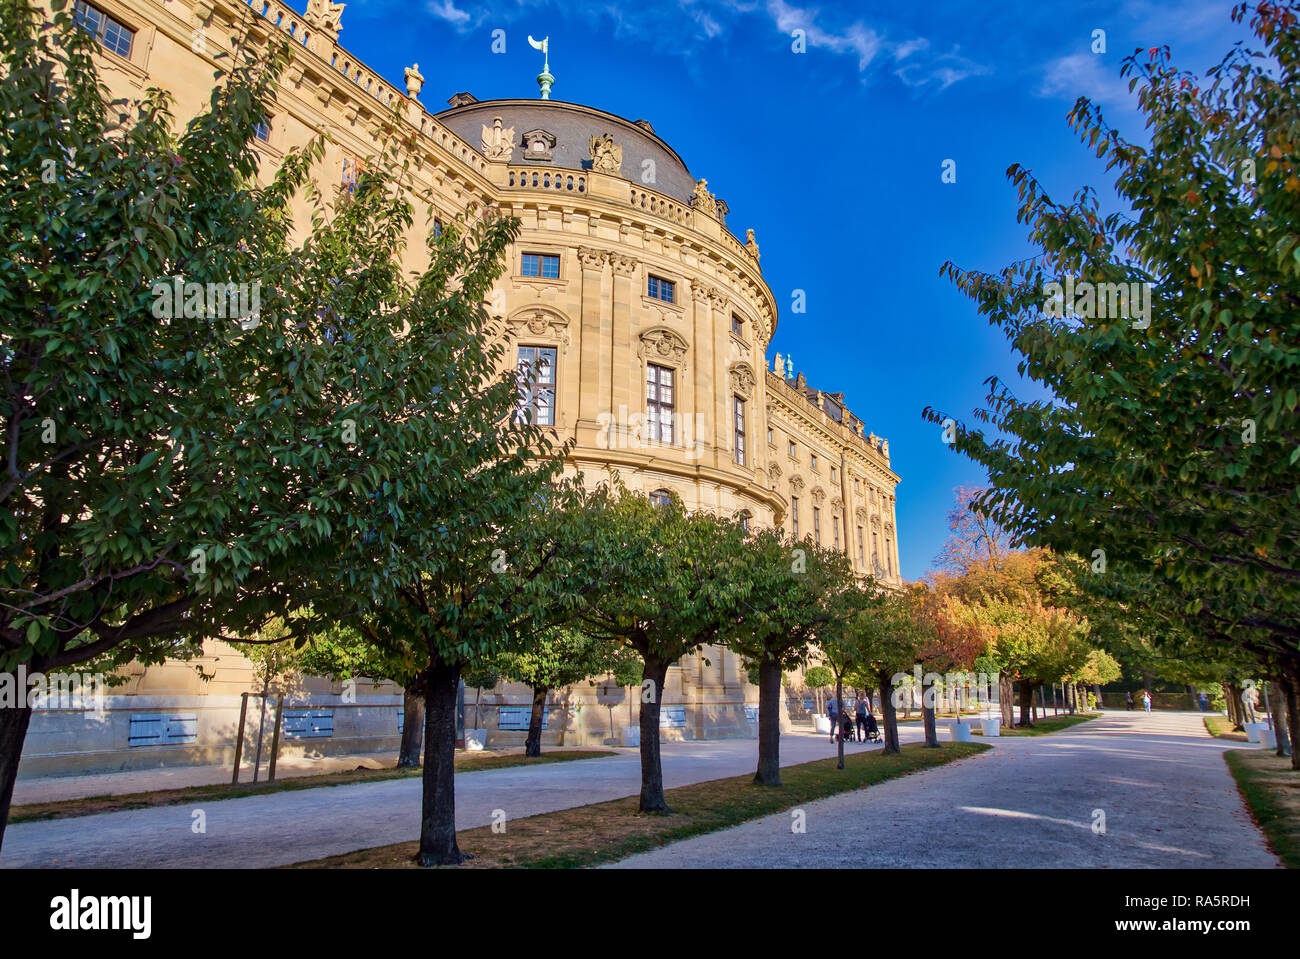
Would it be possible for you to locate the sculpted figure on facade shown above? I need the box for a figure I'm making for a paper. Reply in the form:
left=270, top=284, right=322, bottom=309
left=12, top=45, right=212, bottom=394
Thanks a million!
left=481, top=117, right=515, bottom=160
left=746, top=228, right=760, bottom=262
left=589, top=133, right=622, bottom=175
left=690, top=178, right=718, bottom=218
left=304, top=0, right=346, bottom=39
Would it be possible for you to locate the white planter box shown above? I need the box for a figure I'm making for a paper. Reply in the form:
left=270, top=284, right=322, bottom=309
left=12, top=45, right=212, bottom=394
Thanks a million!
left=949, top=722, right=972, bottom=743
left=621, top=726, right=640, bottom=748
left=464, top=728, right=487, bottom=751
left=813, top=715, right=831, bottom=734
left=980, top=718, right=1001, bottom=737
left=1259, top=729, right=1277, bottom=750
left=1244, top=722, right=1264, bottom=743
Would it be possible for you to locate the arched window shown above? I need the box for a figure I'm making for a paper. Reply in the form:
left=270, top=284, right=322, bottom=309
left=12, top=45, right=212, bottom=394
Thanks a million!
left=649, top=489, right=672, bottom=508
left=738, top=510, right=752, bottom=534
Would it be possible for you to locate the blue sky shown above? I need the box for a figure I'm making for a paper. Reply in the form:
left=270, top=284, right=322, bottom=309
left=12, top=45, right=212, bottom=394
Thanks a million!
left=321, top=0, right=1250, bottom=579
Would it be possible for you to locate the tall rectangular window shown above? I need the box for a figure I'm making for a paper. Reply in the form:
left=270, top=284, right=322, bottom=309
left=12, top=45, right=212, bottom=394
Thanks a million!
left=254, top=117, right=272, bottom=142
left=733, top=396, right=746, bottom=466
left=872, top=531, right=880, bottom=570
left=858, top=526, right=865, bottom=566
left=75, top=1, right=134, bottom=58
left=731, top=314, right=744, bottom=336
left=813, top=507, right=821, bottom=545
left=885, top=537, right=893, bottom=576
left=832, top=516, right=839, bottom=550
left=791, top=496, right=799, bottom=539
left=647, top=275, right=675, bottom=303
left=515, top=346, right=556, bottom=426
left=810, top=453, right=818, bottom=471
left=646, top=364, right=674, bottom=444
left=788, top=440, right=797, bottom=458
left=521, top=253, right=560, bottom=278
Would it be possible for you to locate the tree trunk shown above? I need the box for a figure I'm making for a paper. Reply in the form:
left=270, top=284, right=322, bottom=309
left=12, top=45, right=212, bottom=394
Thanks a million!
left=835, top=675, right=845, bottom=770
left=753, top=656, right=784, bottom=786
left=637, top=656, right=672, bottom=813
left=877, top=670, right=900, bottom=754
left=1225, top=682, right=1244, bottom=730
left=999, top=674, right=1014, bottom=727
left=525, top=684, right=548, bottom=758
left=1271, top=674, right=1293, bottom=758
left=1282, top=662, right=1300, bottom=771
left=921, top=675, right=939, bottom=748
left=1018, top=682, right=1034, bottom=728
left=398, top=685, right=425, bottom=768
left=0, top=702, right=34, bottom=856
left=416, top=657, right=464, bottom=866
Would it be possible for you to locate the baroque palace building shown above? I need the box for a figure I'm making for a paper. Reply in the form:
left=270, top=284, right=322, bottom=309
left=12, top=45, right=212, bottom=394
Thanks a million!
left=20, top=0, right=903, bottom=775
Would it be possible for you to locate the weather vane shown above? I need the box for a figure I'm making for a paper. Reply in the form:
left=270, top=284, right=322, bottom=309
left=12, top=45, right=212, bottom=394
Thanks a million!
left=528, top=35, right=554, bottom=100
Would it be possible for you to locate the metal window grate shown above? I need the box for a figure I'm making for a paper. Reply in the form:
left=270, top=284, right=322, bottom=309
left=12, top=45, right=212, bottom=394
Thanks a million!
left=282, top=709, right=334, bottom=739
left=498, top=706, right=547, bottom=731
left=129, top=713, right=197, bottom=747
left=659, top=706, right=686, bottom=728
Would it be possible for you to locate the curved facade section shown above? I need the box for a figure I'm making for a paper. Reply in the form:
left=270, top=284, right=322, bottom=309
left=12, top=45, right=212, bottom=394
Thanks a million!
left=22, top=0, right=904, bottom=770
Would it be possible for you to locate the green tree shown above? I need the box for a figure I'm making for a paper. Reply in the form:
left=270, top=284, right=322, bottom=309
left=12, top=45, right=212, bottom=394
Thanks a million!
left=928, top=0, right=1300, bottom=764
left=577, top=488, right=750, bottom=812
left=492, top=626, right=631, bottom=757
left=723, top=530, right=852, bottom=785
left=0, top=2, right=363, bottom=849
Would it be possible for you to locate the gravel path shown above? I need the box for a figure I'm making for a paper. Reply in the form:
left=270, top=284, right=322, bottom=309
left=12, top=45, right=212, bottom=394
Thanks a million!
left=1, top=723, right=923, bottom=868
left=605, top=710, right=1278, bottom=869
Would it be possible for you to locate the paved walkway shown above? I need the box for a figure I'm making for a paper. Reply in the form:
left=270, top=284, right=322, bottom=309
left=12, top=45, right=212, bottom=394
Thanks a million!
left=1, top=724, right=921, bottom=868
left=12, top=751, right=401, bottom=805
left=605, top=710, right=1279, bottom=869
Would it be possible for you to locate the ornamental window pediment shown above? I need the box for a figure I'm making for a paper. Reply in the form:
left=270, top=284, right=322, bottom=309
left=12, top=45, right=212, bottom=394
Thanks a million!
left=637, top=327, right=689, bottom=372
left=729, top=363, right=755, bottom=399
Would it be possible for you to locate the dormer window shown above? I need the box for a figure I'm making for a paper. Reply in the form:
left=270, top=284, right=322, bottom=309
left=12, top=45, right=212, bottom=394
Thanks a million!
left=521, top=129, right=556, bottom=161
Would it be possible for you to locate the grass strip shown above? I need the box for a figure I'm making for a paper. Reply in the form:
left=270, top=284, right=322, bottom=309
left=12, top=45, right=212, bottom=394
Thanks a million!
left=1224, top=748, right=1300, bottom=869
left=1204, top=715, right=1249, bottom=742
left=290, top=740, right=991, bottom=869
left=10, top=749, right=618, bottom=824
left=995, top=713, right=1100, bottom=737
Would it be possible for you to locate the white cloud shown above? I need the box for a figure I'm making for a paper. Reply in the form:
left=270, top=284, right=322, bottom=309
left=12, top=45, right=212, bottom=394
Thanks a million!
left=1039, top=52, right=1138, bottom=109
left=425, top=0, right=472, bottom=28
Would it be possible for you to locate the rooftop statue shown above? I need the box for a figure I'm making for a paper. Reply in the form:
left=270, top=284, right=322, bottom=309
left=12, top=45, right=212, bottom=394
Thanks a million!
left=589, top=133, right=622, bottom=175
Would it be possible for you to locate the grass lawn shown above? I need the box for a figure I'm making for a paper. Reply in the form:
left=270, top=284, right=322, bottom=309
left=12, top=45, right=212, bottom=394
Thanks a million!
left=996, top=713, right=1100, bottom=737
left=1205, top=715, right=1249, bottom=742
left=289, top=740, right=991, bottom=869
left=9, top=749, right=618, bottom=824
left=1224, top=748, right=1300, bottom=868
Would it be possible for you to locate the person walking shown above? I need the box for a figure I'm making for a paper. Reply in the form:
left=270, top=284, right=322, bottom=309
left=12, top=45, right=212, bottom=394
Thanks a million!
left=856, top=696, right=870, bottom=742
left=1125, top=691, right=1134, bottom=711
left=827, top=696, right=838, bottom=743
left=1141, top=690, right=1152, bottom=714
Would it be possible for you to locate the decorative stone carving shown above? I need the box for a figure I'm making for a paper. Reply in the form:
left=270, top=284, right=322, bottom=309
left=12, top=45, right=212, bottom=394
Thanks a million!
left=447, top=92, right=478, bottom=107
left=506, top=308, right=570, bottom=348
left=855, top=507, right=868, bottom=523
left=768, top=463, right=782, bottom=481
left=304, top=0, right=346, bottom=40
left=193, top=0, right=214, bottom=25
left=729, top=363, right=755, bottom=398
left=746, top=228, right=760, bottom=262
left=795, top=372, right=806, bottom=391
left=811, top=487, right=826, bottom=504
left=610, top=253, right=638, bottom=275
left=589, top=133, right=622, bottom=175
left=637, top=328, right=688, bottom=371
left=689, top=179, right=718, bottom=218
left=870, top=514, right=883, bottom=529
left=831, top=496, right=844, bottom=510
left=521, top=128, right=556, bottom=161
left=576, top=246, right=607, bottom=270
left=404, top=63, right=424, bottom=100
left=790, top=475, right=805, bottom=491
left=480, top=117, right=515, bottom=161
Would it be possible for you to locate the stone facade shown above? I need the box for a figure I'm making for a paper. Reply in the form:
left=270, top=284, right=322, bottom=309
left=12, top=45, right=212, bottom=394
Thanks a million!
left=20, top=0, right=902, bottom=774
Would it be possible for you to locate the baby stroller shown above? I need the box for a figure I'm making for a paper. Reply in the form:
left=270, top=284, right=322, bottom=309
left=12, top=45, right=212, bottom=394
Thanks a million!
left=861, top=710, right=881, bottom=744
left=839, top=711, right=857, bottom=743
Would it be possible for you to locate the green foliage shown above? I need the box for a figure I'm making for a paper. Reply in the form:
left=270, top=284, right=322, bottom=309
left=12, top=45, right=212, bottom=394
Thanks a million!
left=928, top=2, right=1300, bottom=675
left=804, top=666, right=834, bottom=689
